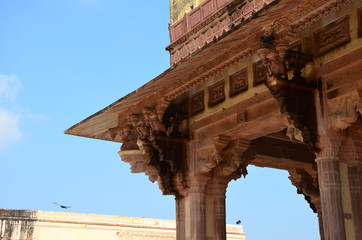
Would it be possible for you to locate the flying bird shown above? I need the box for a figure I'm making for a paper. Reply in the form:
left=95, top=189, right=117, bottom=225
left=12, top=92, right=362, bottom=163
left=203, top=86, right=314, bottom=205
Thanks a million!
left=53, top=202, right=72, bottom=209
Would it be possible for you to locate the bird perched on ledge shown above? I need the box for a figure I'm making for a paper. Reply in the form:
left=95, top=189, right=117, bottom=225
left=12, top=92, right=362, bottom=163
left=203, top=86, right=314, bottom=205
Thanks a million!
left=53, top=202, right=71, bottom=209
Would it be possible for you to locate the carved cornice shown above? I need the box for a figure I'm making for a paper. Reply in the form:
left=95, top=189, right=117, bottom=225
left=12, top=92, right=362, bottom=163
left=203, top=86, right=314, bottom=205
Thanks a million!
left=156, top=0, right=355, bottom=124
left=288, top=0, right=353, bottom=34
left=160, top=48, right=253, bottom=113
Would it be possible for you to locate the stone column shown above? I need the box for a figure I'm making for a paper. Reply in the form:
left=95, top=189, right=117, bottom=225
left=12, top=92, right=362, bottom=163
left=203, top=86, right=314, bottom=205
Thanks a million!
left=340, top=136, right=362, bottom=239
left=315, top=135, right=346, bottom=240
left=312, top=196, right=325, bottom=240
left=205, top=178, right=229, bottom=240
left=176, top=196, right=186, bottom=240
left=180, top=175, right=209, bottom=240
left=348, top=166, right=362, bottom=238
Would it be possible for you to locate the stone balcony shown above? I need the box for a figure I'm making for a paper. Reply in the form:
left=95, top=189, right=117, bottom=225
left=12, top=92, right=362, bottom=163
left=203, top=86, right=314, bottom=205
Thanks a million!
left=167, top=0, right=275, bottom=65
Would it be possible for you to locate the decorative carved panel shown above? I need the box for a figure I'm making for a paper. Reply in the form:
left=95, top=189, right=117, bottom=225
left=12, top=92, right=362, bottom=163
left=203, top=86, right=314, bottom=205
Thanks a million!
left=314, top=15, right=350, bottom=56
left=208, top=80, right=225, bottom=107
left=237, top=111, right=246, bottom=124
left=191, top=90, right=205, bottom=115
left=359, top=8, right=362, bottom=37
left=229, top=68, right=248, bottom=97
left=253, top=61, right=267, bottom=86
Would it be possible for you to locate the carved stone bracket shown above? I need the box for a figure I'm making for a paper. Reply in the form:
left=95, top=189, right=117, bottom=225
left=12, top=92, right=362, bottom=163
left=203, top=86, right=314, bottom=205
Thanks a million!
left=289, top=167, right=324, bottom=239
left=198, top=137, right=251, bottom=180
left=289, top=168, right=320, bottom=213
left=256, top=29, right=317, bottom=149
left=116, top=106, right=190, bottom=196
left=216, top=139, right=251, bottom=179
left=328, top=94, right=359, bottom=131
left=198, top=135, right=229, bottom=174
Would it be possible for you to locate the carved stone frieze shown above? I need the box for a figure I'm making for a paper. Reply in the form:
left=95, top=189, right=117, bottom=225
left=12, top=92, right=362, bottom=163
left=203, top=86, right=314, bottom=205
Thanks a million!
left=314, top=15, right=350, bottom=57
left=289, top=0, right=353, bottom=34
left=154, top=0, right=356, bottom=125
left=163, top=48, right=253, bottom=110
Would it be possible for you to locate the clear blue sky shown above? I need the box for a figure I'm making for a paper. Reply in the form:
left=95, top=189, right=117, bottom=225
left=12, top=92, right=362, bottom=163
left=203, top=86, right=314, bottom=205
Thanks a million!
left=0, top=1, right=319, bottom=239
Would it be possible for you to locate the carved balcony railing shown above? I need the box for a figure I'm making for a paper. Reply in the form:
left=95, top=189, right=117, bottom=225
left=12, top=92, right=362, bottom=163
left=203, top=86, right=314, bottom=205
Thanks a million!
left=167, top=0, right=276, bottom=65
left=169, top=0, right=232, bottom=43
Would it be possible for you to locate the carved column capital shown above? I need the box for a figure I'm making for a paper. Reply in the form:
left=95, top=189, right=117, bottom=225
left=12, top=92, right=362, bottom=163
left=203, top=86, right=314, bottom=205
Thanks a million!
left=315, top=132, right=345, bottom=161
left=187, top=174, right=210, bottom=194
left=340, top=134, right=362, bottom=169
left=205, top=177, right=229, bottom=197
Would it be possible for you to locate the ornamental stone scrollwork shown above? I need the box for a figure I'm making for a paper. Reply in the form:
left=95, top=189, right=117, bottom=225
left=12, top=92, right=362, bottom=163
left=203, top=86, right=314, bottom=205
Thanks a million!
left=216, top=139, right=251, bottom=179
left=256, top=28, right=317, bottom=149
left=198, top=136, right=251, bottom=179
left=117, top=104, right=189, bottom=196
left=199, top=147, right=223, bottom=174
left=289, top=168, right=320, bottom=213
left=198, top=135, right=229, bottom=174
left=329, top=95, right=359, bottom=131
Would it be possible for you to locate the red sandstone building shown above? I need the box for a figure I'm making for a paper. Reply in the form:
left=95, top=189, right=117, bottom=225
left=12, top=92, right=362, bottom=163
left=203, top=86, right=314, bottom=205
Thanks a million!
left=66, top=0, right=362, bottom=239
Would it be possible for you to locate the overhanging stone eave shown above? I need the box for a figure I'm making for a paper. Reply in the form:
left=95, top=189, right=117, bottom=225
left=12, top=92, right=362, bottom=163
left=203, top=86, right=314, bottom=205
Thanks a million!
left=64, top=0, right=320, bottom=141
left=64, top=22, right=268, bottom=141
